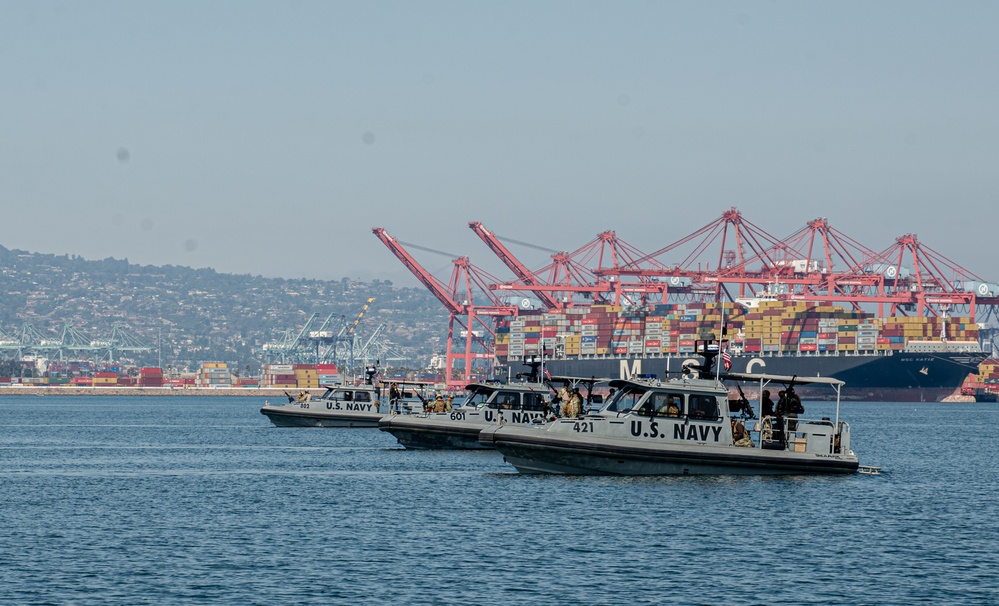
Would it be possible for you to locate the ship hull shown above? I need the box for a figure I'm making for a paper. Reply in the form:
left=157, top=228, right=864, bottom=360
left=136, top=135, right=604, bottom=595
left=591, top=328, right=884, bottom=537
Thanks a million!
left=259, top=407, right=383, bottom=428
left=524, top=350, right=986, bottom=402
left=378, top=415, right=491, bottom=449
left=479, top=426, right=859, bottom=476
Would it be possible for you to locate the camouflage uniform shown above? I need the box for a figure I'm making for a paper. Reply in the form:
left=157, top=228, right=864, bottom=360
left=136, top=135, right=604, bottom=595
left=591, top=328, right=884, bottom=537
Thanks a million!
left=568, top=390, right=583, bottom=418
left=732, top=419, right=754, bottom=447
left=557, top=387, right=571, bottom=417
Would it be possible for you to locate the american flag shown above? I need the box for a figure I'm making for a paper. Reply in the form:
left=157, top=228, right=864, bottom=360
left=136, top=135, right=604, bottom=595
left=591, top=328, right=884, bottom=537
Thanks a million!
left=543, top=367, right=551, bottom=380
left=722, top=349, right=732, bottom=371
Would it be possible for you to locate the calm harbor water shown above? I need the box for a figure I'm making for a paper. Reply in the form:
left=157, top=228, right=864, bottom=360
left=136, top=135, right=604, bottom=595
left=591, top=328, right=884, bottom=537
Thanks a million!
left=2, top=395, right=998, bottom=605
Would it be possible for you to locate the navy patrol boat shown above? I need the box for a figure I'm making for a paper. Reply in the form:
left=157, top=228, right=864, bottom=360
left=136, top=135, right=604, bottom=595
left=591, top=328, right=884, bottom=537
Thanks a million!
left=479, top=342, right=866, bottom=475
left=379, top=363, right=607, bottom=449
left=260, top=366, right=430, bottom=428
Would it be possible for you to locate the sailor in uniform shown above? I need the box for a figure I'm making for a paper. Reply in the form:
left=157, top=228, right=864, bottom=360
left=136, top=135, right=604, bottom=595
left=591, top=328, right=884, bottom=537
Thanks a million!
left=433, top=394, right=446, bottom=413
left=567, top=388, right=583, bottom=418
left=557, top=385, right=571, bottom=417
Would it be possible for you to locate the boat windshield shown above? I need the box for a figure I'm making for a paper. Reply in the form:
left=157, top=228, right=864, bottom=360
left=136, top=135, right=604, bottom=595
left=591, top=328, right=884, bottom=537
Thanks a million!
left=601, top=386, right=647, bottom=412
left=459, top=387, right=493, bottom=409
left=325, top=389, right=372, bottom=402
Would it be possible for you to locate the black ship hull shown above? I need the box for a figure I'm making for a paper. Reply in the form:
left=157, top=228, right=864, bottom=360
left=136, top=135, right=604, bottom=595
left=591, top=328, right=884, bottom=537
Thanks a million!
left=523, top=350, right=986, bottom=402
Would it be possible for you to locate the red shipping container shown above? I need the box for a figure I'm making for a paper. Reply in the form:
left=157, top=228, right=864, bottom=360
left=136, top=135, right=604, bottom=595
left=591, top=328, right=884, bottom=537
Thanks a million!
left=799, top=343, right=817, bottom=352
left=612, top=347, right=628, bottom=354
left=645, top=340, right=661, bottom=347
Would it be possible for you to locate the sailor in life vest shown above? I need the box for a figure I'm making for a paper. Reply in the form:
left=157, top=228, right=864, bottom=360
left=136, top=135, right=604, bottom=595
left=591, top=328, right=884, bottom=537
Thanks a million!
left=731, top=417, right=754, bottom=447
left=433, top=394, right=446, bottom=413
left=557, top=385, right=571, bottom=416
left=567, top=387, right=583, bottom=418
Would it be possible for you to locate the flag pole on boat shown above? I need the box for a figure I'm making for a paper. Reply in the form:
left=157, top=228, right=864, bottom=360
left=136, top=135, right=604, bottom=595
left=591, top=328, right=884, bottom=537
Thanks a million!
left=715, top=306, right=727, bottom=381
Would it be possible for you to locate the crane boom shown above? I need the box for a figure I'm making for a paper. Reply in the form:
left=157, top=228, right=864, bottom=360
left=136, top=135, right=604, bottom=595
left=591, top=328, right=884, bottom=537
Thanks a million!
left=372, top=227, right=463, bottom=314
left=468, top=221, right=560, bottom=310
left=347, top=298, right=376, bottom=335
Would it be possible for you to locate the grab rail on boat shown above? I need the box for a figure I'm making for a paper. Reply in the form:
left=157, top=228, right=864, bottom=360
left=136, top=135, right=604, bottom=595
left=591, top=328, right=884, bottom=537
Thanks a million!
left=750, top=416, right=848, bottom=454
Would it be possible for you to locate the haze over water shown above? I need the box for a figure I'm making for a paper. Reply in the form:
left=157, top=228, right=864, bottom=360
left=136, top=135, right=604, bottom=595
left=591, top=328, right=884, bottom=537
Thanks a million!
left=2, top=395, right=997, bottom=605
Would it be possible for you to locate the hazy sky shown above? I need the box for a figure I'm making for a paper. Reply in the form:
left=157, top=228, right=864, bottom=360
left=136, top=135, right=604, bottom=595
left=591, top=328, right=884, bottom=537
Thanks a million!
left=3, top=1, right=997, bottom=287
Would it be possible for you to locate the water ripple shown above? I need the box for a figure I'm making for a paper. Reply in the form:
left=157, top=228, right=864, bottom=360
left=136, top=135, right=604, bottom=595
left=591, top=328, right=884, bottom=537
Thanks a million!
left=2, top=396, right=998, bottom=605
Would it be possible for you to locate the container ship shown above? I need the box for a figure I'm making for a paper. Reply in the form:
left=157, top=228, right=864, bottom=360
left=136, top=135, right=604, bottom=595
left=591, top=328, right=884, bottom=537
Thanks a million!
left=493, top=300, right=987, bottom=402
left=372, top=214, right=998, bottom=402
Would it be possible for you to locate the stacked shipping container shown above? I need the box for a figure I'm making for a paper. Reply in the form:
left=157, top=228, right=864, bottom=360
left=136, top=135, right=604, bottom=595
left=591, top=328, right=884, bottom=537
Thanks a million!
left=295, top=364, right=319, bottom=389
left=973, top=358, right=999, bottom=388
left=495, top=302, right=743, bottom=360
left=261, top=363, right=339, bottom=388
left=197, top=362, right=232, bottom=388
left=93, top=371, right=118, bottom=387
left=496, top=301, right=980, bottom=363
left=138, top=367, right=164, bottom=387
left=262, top=364, right=297, bottom=388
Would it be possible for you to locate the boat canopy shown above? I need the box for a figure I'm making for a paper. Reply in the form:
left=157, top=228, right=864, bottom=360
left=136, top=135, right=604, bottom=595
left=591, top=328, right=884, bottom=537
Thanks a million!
left=721, top=372, right=844, bottom=387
